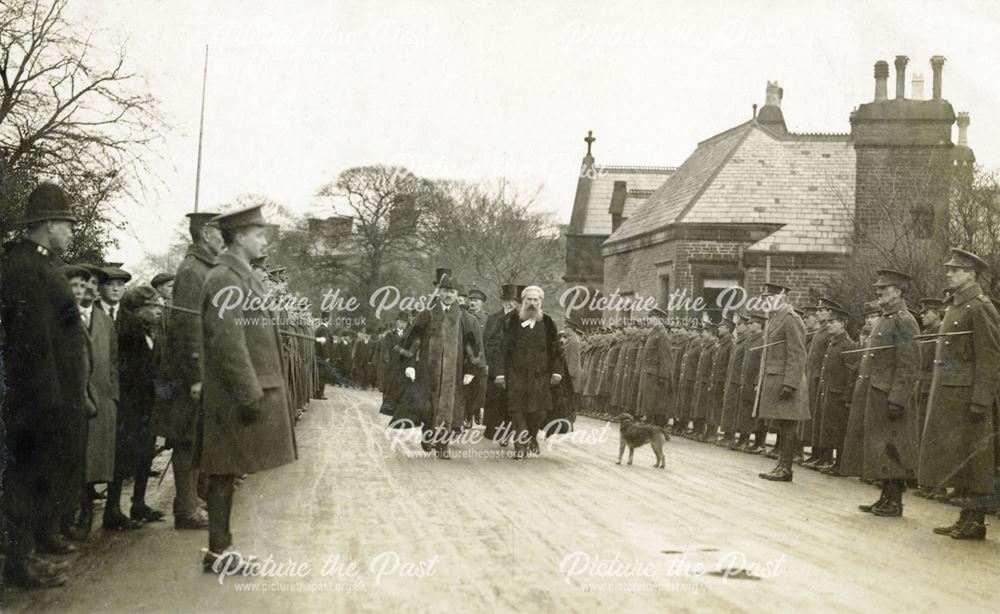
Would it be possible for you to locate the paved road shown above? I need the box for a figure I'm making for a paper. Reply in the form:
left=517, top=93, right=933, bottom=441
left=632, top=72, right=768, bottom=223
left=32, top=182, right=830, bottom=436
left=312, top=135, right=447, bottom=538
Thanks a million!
left=4, top=386, right=999, bottom=613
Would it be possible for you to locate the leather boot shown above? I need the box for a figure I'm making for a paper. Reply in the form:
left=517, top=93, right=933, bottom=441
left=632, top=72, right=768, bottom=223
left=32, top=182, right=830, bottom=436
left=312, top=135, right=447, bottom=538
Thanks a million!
left=874, top=480, right=903, bottom=517
left=934, top=509, right=971, bottom=535
left=951, top=510, right=987, bottom=540
left=859, top=484, right=889, bottom=513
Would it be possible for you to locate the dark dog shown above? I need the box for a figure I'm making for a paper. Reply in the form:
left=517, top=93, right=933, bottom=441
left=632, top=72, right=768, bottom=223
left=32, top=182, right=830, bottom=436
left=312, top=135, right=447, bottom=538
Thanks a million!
left=616, top=413, right=670, bottom=468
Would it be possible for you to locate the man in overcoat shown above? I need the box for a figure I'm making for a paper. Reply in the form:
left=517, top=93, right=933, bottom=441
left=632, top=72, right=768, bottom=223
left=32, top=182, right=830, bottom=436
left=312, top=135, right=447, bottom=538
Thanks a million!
left=494, top=285, right=564, bottom=460
left=637, top=309, right=672, bottom=427
left=919, top=249, right=1000, bottom=539
left=842, top=270, right=920, bottom=517
left=197, top=205, right=298, bottom=572
left=1, top=183, right=87, bottom=589
left=482, top=284, right=519, bottom=442
left=152, top=211, right=220, bottom=530
left=755, top=283, right=808, bottom=482
left=400, top=270, right=481, bottom=458
left=815, top=307, right=855, bottom=476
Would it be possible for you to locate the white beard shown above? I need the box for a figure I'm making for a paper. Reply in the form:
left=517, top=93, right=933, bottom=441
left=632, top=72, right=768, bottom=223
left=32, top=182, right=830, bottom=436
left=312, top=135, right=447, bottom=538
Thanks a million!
left=519, top=303, right=543, bottom=322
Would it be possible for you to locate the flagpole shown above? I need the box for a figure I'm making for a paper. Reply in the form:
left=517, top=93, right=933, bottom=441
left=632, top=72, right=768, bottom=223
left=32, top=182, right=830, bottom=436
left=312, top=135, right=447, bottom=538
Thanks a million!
left=193, top=45, right=209, bottom=212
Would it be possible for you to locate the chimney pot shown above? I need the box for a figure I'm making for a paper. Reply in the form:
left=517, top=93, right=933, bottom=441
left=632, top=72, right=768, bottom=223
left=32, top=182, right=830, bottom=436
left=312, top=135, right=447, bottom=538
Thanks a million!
left=957, top=112, right=970, bottom=146
left=894, top=55, right=908, bottom=99
left=930, top=55, right=946, bottom=100
left=911, top=73, right=925, bottom=100
left=765, top=81, right=782, bottom=107
left=873, top=61, right=889, bottom=101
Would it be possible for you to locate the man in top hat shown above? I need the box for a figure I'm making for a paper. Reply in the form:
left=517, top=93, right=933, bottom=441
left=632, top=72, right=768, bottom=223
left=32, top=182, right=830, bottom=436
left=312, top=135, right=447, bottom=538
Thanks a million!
left=197, top=205, right=297, bottom=572
left=842, top=270, right=920, bottom=517
left=815, top=306, right=855, bottom=476
left=483, top=283, right=520, bottom=442
left=462, top=287, right=489, bottom=427
left=920, top=249, right=1000, bottom=539
left=493, top=285, right=564, bottom=460
left=1, top=183, right=88, bottom=588
left=637, top=308, right=673, bottom=427
left=754, top=282, right=808, bottom=481
left=151, top=211, right=222, bottom=531
left=400, top=270, right=482, bottom=458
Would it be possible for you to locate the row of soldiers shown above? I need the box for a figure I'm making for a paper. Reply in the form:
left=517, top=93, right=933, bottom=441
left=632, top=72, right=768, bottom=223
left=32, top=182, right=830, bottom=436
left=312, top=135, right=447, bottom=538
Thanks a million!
left=575, top=249, right=1000, bottom=540
left=1, top=184, right=321, bottom=589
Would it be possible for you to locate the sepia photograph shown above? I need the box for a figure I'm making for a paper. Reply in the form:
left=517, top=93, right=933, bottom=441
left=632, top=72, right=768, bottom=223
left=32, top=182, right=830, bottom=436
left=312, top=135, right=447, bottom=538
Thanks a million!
left=1, top=0, right=999, bottom=611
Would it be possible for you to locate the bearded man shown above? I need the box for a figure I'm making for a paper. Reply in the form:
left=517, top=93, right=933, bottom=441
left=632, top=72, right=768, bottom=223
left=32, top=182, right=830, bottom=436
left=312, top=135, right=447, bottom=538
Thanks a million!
left=494, top=286, right=564, bottom=460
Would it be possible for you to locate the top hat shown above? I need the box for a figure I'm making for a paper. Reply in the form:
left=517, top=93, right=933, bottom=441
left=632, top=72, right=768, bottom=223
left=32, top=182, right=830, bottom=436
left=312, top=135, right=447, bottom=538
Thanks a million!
left=500, top=284, right=518, bottom=301
left=212, top=205, right=268, bottom=231
left=516, top=285, right=529, bottom=299
left=873, top=269, right=913, bottom=288
left=432, top=268, right=452, bottom=286
left=944, top=247, right=989, bottom=272
left=17, top=183, right=78, bottom=225
left=436, top=272, right=457, bottom=291
left=151, top=272, right=175, bottom=289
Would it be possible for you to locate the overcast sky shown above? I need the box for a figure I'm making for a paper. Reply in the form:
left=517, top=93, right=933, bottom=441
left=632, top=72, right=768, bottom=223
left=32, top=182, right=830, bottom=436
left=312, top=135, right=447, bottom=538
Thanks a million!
left=78, top=0, right=1000, bottom=268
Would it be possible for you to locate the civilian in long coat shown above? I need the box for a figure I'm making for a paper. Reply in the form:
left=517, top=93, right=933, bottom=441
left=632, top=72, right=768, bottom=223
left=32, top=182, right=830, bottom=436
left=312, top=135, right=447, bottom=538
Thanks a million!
left=400, top=276, right=481, bottom=456
left=637, top=312, right=672, bottom=426
left=197, top=206, right=298, bottom=571
left=815, top=309, right=855, bottom=475
left=153, top=212, right=221, bottom=528
left=919, top=249, right=1000, bottom=538
left=755, top=284, right=808, bottom=481
left=494, top=285, right=564, bottom=459
left=843, top=270, right=920, bottom=517
left=482, top=290, right=517, bottom=441
left=1, top=184, right=88, bottom=586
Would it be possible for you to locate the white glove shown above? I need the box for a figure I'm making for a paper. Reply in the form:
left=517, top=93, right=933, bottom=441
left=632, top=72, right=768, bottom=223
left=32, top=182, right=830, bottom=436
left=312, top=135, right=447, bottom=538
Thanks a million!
left=405, top=367, right=416, bottom=381
left=550, top=373, right=563, bottom=385
left=463, top=373, right=474, bottom=385
left=494, top=375, right=505, bottom=389
left=316, top=337, right=327, bottom=345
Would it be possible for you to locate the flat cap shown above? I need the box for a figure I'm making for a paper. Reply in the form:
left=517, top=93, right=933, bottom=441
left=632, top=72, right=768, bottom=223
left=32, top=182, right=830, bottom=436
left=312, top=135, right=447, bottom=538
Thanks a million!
left=122, top=285, right=162, bottom=310
left=151, top=272, right=175, bottom=288
left=103, top=267, right=132, bottom=283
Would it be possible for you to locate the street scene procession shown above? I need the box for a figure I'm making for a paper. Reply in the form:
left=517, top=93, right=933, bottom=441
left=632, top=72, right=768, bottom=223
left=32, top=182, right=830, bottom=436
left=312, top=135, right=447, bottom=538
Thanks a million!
left=3, top=0, right=1000, bottom=612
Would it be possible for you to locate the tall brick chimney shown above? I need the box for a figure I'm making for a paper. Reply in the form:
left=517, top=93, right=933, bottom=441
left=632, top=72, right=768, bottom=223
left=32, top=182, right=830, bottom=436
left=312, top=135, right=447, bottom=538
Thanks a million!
left=911, top=73, right=925, bottom=100
left=931, top=55, right=945, bottom=100
left=874, top=61, right=889, bottom=101
left=756, top=81, right=787, bottom=135
left=851, top=55, right=956, bottom=250
left=894, top=55, right=908, bottom=99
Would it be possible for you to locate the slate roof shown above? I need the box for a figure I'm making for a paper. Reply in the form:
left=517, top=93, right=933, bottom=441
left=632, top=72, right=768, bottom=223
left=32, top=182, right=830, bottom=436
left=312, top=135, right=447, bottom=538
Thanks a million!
left=576, top=165, right=675, bottom=235
left=604, top=122, right=856, bottom=254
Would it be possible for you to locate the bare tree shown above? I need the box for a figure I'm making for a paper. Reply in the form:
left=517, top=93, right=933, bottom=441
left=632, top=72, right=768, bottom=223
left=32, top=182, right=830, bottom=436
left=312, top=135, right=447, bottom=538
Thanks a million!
left=947, top=165, right=1000, bottom=293
left=1, top=0, right=164, bottom=249
left=315, top=165, right=439, bottom=299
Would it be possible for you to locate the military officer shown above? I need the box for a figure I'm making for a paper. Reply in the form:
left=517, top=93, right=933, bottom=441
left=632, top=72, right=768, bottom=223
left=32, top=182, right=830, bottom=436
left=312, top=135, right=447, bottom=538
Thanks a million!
left=920, top=249, right=1000, bottom=539
left=843, top=270, right=920, bottom=517
left=637, top=308, right=672, bottom=427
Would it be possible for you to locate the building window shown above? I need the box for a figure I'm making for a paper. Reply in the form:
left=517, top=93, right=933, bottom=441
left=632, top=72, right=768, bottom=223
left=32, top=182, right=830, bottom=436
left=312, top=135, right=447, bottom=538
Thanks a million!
left=700, top=277, right=740, bottom=322
left=658, top=274, right=671, bottom=309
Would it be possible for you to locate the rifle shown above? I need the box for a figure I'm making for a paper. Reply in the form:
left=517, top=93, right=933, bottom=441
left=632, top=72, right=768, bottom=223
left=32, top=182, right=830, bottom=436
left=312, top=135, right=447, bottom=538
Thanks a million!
left=747, top=340, right=785, bottom=352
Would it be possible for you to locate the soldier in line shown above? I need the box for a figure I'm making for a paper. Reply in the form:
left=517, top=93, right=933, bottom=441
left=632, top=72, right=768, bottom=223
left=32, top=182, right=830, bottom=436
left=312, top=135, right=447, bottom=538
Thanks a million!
left=720, top=314, right=750, bottom=449
left=912, top=297, right=945, bottom=499
left=920, top=249, right=1000, bottom=540
left=804, top=298, right=845, bottom=469
left=842, top=270, right=920, bottom=517
left=666, top=322, right=691, bottom=431
left=637, top=308, right=672, bottom=427
left=755, top=283, right=808, bottom=482
left=814, top=306, right=855, bottom=476
left=197, top=205, right=298, bottom=573
left=152, top=211, right=221, bottom=531
left=707, top=318, right=734, bottom=444
left=739, top=314, right=768, bottom=453
left=674, top=323, right=704, bottom=435
left=691, top=323, right=717, bottom=440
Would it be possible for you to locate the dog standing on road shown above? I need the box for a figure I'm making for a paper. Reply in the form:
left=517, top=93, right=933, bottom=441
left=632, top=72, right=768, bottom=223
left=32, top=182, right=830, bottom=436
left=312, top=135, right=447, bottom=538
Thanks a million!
left=616, top=413, right=670, bottom=469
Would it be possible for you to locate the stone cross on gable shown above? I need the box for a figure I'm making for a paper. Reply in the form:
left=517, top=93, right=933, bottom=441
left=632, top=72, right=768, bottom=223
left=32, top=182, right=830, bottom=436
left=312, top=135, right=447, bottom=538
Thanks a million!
left=584, top=130, right=595, bottom=156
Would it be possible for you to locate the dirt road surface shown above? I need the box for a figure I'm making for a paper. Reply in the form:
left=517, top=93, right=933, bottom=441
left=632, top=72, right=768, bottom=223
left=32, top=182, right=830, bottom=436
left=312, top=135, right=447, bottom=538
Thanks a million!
left=4, top=386, right=998, bottom=613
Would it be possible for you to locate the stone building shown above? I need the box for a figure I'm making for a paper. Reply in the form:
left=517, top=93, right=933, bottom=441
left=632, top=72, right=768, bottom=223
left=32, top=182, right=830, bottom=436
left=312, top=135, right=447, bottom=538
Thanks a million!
left=563, top=55, right=973, bottom=324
